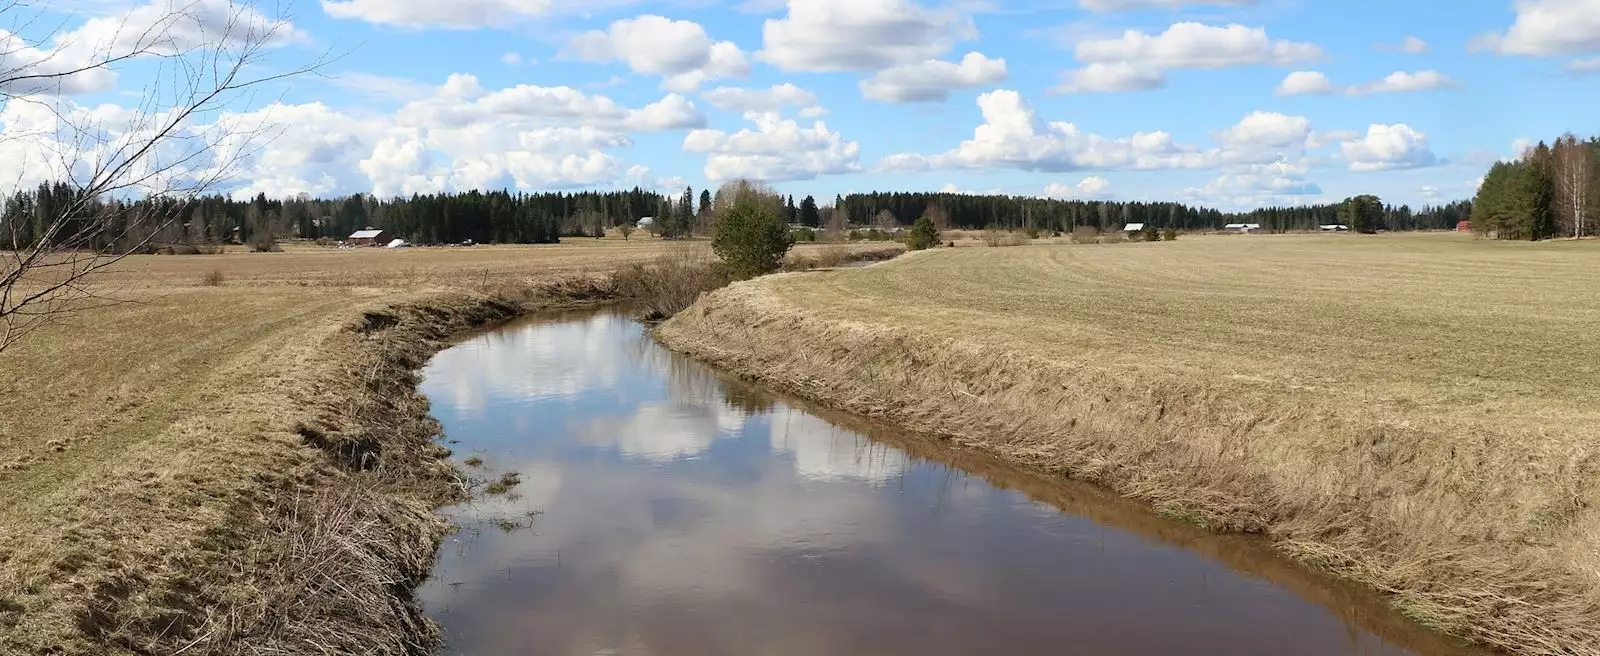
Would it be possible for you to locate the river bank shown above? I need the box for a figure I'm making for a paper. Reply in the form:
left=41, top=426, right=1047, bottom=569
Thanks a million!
left=654, top=235, right=1600, bottom=656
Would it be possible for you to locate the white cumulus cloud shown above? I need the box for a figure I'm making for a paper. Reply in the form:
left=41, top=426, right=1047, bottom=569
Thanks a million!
left=1052, top=62, right=1166, bottom=93
left=1079, top=0, right=1256, bottom=10
left=1182, top=160, right=1322, bottom=206
left=1474, top=0, right=1600, bottom=56
left=321, top=0, right=551, bottom=28
left=758, top=0, right=976, bottom=71
left=1275, top=71, right=1335, bottom=95
left=860, top=52, right=1007, bottom=102
left=1347, top=70, right=1453, bottom=95
left=1341, top=124, right=1438, bottom=172
left=568, top=16, right=750, bottom=92
left=1057, top=23, right=1321, bottom=93
left=1044, top=176, right=1114, bottom=199
left=1278, top=70, right=1453, bottom=96
left=701, top=84, right=827, bottom=117
left=683, top=112, right=861, bottom=182
left=883, top=90, right=1313, bottom=173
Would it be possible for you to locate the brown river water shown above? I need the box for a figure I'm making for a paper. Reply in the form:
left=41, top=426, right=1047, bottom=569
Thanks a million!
left=417, top=310, right=1481, bottom=656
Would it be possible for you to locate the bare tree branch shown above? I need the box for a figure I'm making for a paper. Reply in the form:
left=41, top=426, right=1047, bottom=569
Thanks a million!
left=0, top=0, right=325, bottom=353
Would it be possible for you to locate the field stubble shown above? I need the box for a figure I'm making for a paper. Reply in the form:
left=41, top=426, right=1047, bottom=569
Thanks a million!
left=658, top=233, right=1600, bottom=656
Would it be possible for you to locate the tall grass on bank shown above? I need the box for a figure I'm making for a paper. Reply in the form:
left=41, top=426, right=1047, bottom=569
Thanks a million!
left=610, top=246, right=729, bottom=321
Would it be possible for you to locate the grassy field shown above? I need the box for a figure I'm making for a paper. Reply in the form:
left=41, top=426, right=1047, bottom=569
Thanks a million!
left=659, top=232, right=1600, bottom=656
left=0, top=239, right=890, bottom=654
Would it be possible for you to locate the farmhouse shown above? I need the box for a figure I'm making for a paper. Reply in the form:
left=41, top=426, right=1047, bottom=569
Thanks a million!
left=1223, top=223, right=1262, bottom=233
left=347, top=228, right=387, bottom=246
left=1122, top=223, right=1145, bottom=233
left=1319, top=224, right=1350, bottom=232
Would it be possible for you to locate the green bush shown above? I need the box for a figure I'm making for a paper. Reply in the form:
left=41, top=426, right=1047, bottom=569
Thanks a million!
left=713, top=199, right=793, bottom=279
left=1071, top=226, right=1100, bottom=244
left=1142, top=227, right=1161, bottom=242
left=1023, top=226, right=1041, bottom=239
left=1162, top=228, right=1178, bottom=241
left=792, top=227, right=817, bottom=242
left=907, top=215, right=940, bottom=250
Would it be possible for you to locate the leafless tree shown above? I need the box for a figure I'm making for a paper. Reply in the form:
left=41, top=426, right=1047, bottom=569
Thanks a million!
left=874, top=209, right=897, bottom=232
left=0, top=0, right=322, bottom=353
left=712, top=179, right=785, bottom=221
left=1554, top=133, right=1592, bottom=239
left=920, top=203, right=949, bottom=231
left=824, top=203, right=848, bottom=241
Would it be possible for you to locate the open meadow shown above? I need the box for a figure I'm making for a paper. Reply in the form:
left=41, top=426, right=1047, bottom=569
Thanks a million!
left=0, top=239, right=892, bottom=654
left=659, top=232, right=1600, bottom=656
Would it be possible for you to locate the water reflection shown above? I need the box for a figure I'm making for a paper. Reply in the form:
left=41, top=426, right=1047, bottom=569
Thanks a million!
left=419, top=311, right=1477, bottom=656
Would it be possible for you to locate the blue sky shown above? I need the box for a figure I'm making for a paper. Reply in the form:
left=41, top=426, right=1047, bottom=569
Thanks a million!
left=13, top=0, right=1600, bottom=208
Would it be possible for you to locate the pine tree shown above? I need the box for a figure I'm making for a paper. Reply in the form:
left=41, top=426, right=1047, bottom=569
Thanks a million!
left=713, top=196, right=792, bottom=279
left=699, top=189, right=712, bottom=218
left=907, top=213, right=939, bottom=250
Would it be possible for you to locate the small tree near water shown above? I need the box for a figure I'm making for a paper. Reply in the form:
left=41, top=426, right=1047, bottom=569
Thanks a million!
left=713, top=200, right=792, bottom=279
left=907, top=215, right=940, bottom=250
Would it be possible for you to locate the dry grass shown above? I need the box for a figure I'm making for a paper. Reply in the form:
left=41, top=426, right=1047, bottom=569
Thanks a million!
left=658, top=232, right=1600, bottom=656
left=610, top=245, right=729, bottom=321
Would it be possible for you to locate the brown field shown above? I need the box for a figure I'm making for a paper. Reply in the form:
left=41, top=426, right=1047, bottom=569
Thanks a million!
left=0, top=239, right=893, bottom=654
left=658, top=232, right=1600, bottom=656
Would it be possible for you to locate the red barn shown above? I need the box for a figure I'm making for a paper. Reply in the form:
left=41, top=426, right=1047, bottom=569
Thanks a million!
left=1456, top=221, right=1472, bottom=232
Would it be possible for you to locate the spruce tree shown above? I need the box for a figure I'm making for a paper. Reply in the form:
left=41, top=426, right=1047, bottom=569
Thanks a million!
left=799, top=195, right=820, bottom=227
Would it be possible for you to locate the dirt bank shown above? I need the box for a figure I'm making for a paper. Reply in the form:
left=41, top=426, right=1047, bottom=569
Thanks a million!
left=0, top=285, right=608, bottom=655
left=656, top=272, right=1600, bottom=656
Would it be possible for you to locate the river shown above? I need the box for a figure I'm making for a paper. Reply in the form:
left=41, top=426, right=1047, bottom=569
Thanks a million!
left=416, top=310, right=1478, bottom=656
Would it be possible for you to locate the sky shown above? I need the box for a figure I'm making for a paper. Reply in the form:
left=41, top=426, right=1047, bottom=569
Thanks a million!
left=7, top=0, right=1600, bottom=208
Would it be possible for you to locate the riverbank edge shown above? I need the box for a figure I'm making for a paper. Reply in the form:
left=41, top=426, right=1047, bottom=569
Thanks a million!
left=654, top=278, right=1598, bottom=656
left=203, top=288, right=607, bottom=654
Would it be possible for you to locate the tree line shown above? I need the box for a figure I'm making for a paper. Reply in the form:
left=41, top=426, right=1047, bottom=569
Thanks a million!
left=0, top=185, right=692, bottom=250
left=1470, top=134, right=1599, bottom=240
left=832, top=192, right=1470, bottom=234
left=3, top=181, right=1481, bottom=253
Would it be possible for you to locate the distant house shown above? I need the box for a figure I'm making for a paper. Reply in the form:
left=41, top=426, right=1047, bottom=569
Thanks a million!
left=1319, top=224, right=1350, bottom=232
left=1223, top=223, right=1262, bottom=233
left=636, top=217, right=655, bottom=228
left=1122, top=223, right=1146, bottom=233
left=1457, top=220, right=1472, bottom=232
left=347, top=228, right=386, bottom=246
